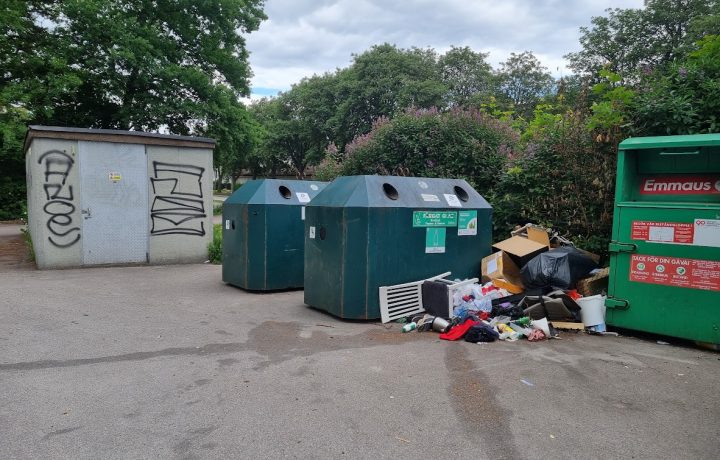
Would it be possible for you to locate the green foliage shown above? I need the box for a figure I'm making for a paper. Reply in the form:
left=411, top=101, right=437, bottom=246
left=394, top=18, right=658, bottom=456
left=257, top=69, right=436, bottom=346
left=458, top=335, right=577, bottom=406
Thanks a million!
left=438, top=46, right=494, bottom=107
left=495, top=52, right=555, bottom=119
left=20, top=226, right=35, bottom=263
left=314, top=148, right=345, bottom=182
left=53, top=0, right=266, bottom=131
left=339, top=108, right=519, bottom=196
left=207, top=224, right=223, bottom=264
left=332, top=44, right=447, bottom=151
left=206, top=86, right=261, bottom=187
left=0, top=106, right=29, bottom=220
left=0, top=0, right=265, bottom=219
left=566, top=0, right=716, bottom=80
left=491, top=111, right=616, bottom=258
left=587, top=69, right=635, bottom=134
left=632, top=34, right=720, bottom=135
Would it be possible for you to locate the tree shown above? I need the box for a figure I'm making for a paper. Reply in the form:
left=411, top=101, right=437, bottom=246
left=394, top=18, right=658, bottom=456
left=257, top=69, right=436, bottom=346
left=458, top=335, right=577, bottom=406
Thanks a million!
left=566, top=1, right=716, bottom=81
left=54, top=0, right=266, bottom=132
left=246, top=99, right=287, bottom=179
left=1, top=1, right=80, bottom=219
left=0, top=0, right=265, bottom=219
left=204, top=86, right=260, bottom=189
left=332, top=44, right=446, bottom=150
left=437, top=46, right=494, bottom=107
left=495, top=51, right=555, bottom=119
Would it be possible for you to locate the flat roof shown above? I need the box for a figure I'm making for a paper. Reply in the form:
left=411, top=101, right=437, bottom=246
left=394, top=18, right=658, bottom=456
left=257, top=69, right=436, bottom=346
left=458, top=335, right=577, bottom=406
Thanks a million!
left=24, top=125, right=216, bottom=151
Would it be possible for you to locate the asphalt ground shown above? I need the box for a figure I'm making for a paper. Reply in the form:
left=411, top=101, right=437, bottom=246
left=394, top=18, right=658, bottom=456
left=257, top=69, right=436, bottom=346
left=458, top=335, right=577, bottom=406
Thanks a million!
left=1, top=225, right=719, bottom=459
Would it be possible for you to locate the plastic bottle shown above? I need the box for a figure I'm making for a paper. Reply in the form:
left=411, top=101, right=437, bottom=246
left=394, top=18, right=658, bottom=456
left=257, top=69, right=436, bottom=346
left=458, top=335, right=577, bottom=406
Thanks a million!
left=401, top=322, right=417, bottom=333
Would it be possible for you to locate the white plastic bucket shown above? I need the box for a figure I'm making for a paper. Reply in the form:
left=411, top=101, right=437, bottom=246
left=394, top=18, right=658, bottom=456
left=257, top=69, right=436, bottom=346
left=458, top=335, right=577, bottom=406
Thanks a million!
left=577, top=294, right=606, bottom=328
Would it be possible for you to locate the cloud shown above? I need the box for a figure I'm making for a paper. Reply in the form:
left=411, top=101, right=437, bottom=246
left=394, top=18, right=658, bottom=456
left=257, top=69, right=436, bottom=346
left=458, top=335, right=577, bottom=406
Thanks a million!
left=245, top=0, right=644, bottom=97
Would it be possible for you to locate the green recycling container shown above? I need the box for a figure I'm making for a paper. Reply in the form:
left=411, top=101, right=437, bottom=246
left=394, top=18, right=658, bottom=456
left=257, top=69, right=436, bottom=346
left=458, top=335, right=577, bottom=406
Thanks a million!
left=222, top=179, right=327, bottom=290
left=304, top=175, right=492, bottom=319
left=606, top=134, right=720, bottom=344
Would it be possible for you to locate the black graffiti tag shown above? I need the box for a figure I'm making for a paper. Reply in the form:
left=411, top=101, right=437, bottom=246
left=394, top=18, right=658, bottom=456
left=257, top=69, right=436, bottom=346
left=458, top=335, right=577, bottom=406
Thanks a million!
left=149, top=162, right=206, bottom=236
left=38, top=150, right=80, bottom=248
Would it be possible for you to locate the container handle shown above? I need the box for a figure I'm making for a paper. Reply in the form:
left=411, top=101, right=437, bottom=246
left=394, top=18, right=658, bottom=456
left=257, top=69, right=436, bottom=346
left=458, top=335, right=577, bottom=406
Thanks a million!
left=659, top=150, right=700, bottom=156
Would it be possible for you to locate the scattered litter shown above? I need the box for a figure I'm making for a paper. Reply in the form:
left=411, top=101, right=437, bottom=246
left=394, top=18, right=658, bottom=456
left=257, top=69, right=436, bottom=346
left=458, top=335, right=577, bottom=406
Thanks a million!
left=395, top=436, right=411, bottom=443
left=520, top=379, right=535, bottom=387
left=657, top=341, right=670, bottom=345
left=677, top=373, right=685, bottom=376
left=550, top=434, right=555, bottom=439
left=378, top=225, right=625, bottom=350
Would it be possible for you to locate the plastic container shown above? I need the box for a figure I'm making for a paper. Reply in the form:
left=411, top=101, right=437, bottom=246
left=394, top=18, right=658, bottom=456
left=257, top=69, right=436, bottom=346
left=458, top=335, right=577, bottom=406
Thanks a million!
left=578, top=294, right=607, bottom=328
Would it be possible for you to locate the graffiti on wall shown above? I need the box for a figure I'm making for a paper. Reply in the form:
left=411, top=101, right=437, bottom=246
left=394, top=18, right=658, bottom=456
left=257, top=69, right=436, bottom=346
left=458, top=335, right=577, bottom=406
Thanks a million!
left=38, top=150, right=81, bottom=248
left=149, top=161, right=207, bottom=236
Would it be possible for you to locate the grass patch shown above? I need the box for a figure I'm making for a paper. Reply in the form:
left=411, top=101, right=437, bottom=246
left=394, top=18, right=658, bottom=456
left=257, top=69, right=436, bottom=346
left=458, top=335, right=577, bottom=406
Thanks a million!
left=213, top=203, right=223, bottom=215
left=20, top=226, right=35, bottom=263
left=207, top=223, right=222, bottom=264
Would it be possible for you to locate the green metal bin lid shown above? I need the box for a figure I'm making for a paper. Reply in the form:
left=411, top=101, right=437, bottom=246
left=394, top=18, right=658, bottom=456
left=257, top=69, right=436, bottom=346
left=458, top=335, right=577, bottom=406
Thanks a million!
left=308, top=175, right=491, bottom=209
left=619, top=133, right=720, bottom=150
left=225, top=179, right=328, bottom=205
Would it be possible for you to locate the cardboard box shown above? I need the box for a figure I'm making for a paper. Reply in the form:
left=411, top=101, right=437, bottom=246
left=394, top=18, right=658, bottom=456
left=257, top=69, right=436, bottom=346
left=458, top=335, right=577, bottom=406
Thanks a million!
left=526, top=226, right=551, bottom=248
left=577, top=267, right=609, bottom=296
left=481, top=251, right=524, bottom=288
left=492, top=278, right=524, bottom=294
left=492, top=236, right=548, bottom=268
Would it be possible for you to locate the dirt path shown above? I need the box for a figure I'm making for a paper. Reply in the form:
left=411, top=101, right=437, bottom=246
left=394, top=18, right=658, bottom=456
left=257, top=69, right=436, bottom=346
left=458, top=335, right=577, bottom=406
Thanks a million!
left=0, top=222, right=34, bottom=271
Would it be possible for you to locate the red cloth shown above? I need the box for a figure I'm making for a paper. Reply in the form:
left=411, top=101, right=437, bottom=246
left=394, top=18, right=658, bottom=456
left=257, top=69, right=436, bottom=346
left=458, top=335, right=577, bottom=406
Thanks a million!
left=439, top=319, right=479, bottom=341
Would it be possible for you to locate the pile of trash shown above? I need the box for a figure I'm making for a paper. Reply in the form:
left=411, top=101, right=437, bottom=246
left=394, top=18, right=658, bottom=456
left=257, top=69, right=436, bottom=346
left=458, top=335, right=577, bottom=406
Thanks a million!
left=385, top=224, right=613, bottom=343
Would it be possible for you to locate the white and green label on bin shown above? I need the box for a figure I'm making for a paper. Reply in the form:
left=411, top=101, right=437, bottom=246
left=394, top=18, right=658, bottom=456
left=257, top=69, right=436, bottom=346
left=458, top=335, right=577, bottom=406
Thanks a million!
left=412, top=210, right=458, bottom=227
left=458, top=210, right=477, bottom=236
left=425, top=228, right=446, bottom=253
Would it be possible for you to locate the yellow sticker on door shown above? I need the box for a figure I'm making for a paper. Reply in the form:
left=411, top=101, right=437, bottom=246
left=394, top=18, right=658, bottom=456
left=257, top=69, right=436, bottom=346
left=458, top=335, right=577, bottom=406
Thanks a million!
left=108, top=172, right=122, bottom=183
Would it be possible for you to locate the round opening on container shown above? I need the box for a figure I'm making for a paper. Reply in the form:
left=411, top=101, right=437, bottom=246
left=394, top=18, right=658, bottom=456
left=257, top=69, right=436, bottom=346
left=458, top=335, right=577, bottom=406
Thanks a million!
left=382, top=183, right=399, bottom=200
left=454, top=185, right=469, bottom=202
left=319, top=227, right=327, bottom=240
left=278, top=185, right=292, bottom=199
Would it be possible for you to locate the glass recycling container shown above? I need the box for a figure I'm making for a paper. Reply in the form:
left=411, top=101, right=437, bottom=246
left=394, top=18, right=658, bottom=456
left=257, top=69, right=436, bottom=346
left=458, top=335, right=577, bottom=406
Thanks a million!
left=304, top=175, right=492, bottom=319
left=222, top=179, right=327, bottom=290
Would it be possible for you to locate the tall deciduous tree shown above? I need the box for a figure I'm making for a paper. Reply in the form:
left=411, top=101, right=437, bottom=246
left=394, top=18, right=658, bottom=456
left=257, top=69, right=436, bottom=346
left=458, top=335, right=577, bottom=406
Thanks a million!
left=0, top=0, right=265, bottom=218
left=333, top=44, right=446, bottom=150
left=496, top=51, right=555, bottom=118
left=55, top=0, right=266, bottom=132
left=204, top=86, right=261, bottom=189
left=438, top=46, right=494, bottom=107
left=566, top=0, right=717, bottom=81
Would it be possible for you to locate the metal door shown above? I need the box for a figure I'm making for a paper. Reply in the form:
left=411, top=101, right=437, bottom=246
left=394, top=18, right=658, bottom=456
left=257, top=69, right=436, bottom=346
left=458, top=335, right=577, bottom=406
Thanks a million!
left=608, top=204, right=720, bottom=343
left=79, top=141, right=148, bottom=265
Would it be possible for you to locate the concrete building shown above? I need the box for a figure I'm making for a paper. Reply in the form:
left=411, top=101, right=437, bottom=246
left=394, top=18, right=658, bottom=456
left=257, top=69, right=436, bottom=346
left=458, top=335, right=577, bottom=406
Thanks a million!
left=24, top=126, right=215, bottom=269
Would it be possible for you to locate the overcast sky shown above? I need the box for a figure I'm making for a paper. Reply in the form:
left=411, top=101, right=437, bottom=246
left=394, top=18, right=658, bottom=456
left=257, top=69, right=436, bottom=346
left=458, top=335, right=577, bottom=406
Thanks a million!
left=244, top=0, right=644, bottom=99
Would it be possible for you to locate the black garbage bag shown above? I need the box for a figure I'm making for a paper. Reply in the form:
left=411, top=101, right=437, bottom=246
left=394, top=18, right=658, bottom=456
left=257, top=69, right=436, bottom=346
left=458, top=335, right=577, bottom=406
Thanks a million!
left=491, top=302, right=526, bottom=320
left=521, top=247, right=598, bottom=290
left=464, top=323, right=500, bottom=343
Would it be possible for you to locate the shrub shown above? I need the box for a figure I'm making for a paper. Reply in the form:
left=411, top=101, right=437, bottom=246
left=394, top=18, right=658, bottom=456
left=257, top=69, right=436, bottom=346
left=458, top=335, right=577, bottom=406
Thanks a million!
left=207, top=224, right=222, bottom=264
left=339, top=107, right=519, bottom=196
left=491, top=111, right=617, bottom=259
